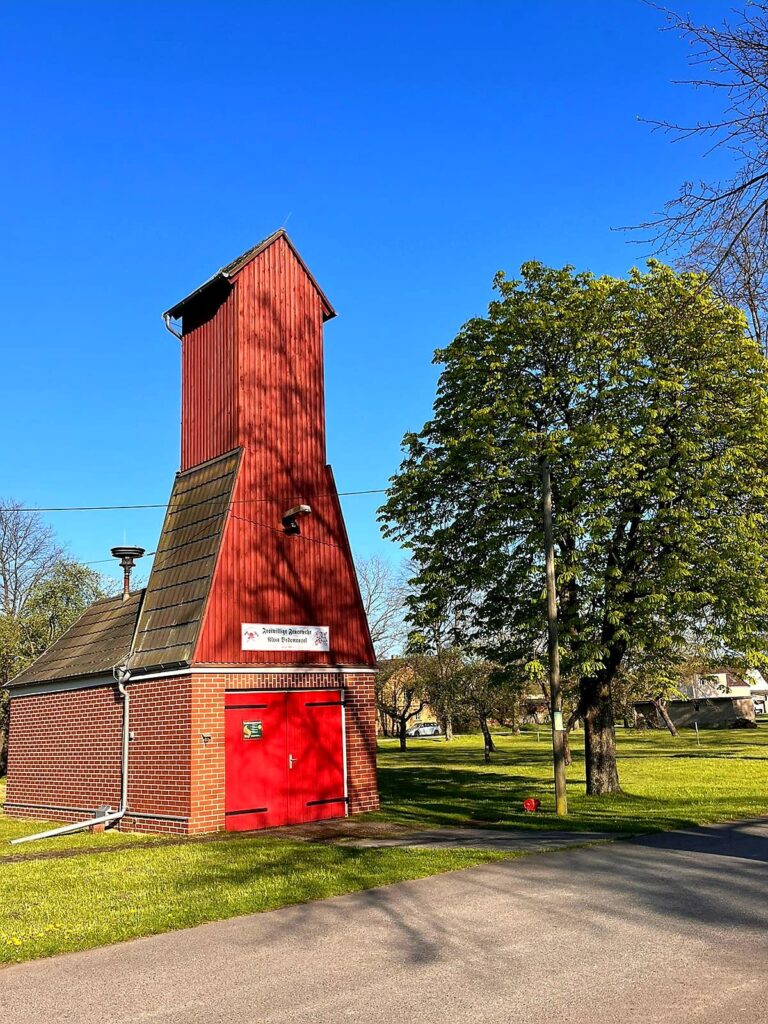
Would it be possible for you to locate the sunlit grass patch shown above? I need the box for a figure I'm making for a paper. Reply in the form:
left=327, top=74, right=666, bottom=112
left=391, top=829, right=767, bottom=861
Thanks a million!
left=0, top=837, right=506, bottom=964
left=373, top=725, right=768, bottom=833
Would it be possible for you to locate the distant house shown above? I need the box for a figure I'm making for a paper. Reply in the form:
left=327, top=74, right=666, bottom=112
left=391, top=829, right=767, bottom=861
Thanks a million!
left=749, top=671, right=768, bottom=715
left=634, top=667, right=763, bottom=729
left=680, top=668, right=768, bottom=715
left=375, top=660, right=427, bottom=737
left=634, top=696, right=755, bottom=729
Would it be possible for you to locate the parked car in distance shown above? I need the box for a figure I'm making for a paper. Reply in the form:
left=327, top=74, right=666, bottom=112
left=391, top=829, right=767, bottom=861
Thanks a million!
left=406, top=722, right=442, bottom=737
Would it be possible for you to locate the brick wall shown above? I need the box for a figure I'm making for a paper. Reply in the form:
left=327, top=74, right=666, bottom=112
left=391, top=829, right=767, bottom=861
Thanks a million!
left=5, top=686, right=123, bottom=819
left=122, top=676, right=193, bottom=833
left=5, top=668, right=379, bottom=834
left=5, top=677, right=194, bottom=833
left=342, top=672, right=380, bottom=813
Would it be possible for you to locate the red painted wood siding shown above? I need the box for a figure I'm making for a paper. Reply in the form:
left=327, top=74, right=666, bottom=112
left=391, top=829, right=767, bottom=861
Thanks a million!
left=186, top=236, right=375, bottom=667
left=181, top=282, right=238, bottom=471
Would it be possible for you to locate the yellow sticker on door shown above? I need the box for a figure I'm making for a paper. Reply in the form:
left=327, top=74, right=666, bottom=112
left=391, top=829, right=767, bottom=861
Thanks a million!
left=242, top=721, right=263, bottom=740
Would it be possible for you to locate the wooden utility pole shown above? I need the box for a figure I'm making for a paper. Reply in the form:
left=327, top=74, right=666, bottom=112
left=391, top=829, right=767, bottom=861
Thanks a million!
left=541, top=457, right=568, bottom=816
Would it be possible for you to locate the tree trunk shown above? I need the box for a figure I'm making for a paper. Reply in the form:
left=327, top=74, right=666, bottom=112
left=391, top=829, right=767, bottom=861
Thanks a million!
left=510, top=705, right=521, bottom=735
left=563, top=708, right=581, bottom=767
left=653, top=698, right=679, bottom=737
left=478, top=713, right=495, bottom=762
left=398, top=716, right=408, bottom=751
left=444, top=716, right=453, bottom=742
left=580, top=676, right=621, bottom=795
left=624, top=707, right=638, bottom=729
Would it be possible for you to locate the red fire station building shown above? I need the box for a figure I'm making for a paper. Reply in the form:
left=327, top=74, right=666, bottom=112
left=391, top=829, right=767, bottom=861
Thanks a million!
left=5, top=230, right=379, bottom=834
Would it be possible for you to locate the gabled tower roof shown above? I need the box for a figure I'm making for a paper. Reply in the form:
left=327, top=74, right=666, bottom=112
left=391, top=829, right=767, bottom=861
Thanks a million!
left=128, top=449, right=241, bottom=671
left=163, top=229, right=336, bottom=324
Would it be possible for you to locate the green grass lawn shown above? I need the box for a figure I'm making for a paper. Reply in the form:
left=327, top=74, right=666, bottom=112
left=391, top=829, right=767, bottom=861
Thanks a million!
left=1, top=724, right=766, bottom=965
left=1, top=838, right=504, bottom=964
left=376, top=725, right=768, bottom=833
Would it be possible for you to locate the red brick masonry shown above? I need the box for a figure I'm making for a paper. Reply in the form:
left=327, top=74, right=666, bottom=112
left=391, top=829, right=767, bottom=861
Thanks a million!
left=5, top=670, right=378, bottom=834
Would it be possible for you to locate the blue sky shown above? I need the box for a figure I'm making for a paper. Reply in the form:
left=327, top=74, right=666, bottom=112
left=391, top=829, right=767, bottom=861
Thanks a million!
left=0, top=0, right=730, bottom=588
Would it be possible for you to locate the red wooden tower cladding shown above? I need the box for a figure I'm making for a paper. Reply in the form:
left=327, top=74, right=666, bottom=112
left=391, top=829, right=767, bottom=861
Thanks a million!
left=5, top=231, right=379, bottom=835
left=172, top=229, right=374, bottom=668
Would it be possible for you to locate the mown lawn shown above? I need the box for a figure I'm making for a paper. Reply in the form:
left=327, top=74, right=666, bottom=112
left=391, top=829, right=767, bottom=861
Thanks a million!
left=1, top=724, right=766, bottom=965
left=375, top=724, right=768, bottom=833
left=0, top=837, right=505, bottom=964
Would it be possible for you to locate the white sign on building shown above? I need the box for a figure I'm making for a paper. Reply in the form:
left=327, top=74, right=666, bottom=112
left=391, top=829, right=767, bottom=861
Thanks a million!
left=241, top=623, right=330, bottom=652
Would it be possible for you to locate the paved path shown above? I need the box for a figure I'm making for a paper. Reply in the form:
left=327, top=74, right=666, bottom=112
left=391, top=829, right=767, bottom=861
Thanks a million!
left=2, top=819, right=767, bottom=1024
left=0, top=821, right=613, bottom=864
left=337, top=825, right=617, bottom=850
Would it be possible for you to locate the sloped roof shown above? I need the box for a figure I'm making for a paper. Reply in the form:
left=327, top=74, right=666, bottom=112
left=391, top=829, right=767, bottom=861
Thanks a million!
left=128, top=448, right=241, bottom=671
left=9, top=591, right=144, bottom=687
left=9, top=448, right=242, bottom=688
left=163, top=229, right=336, bottom=323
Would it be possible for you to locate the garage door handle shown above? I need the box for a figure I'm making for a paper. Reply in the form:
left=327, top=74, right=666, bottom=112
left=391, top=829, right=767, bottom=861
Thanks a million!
left=289, top=754, right=296, bottom=769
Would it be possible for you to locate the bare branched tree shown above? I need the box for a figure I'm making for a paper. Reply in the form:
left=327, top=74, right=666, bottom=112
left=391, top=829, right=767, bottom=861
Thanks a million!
left=639, top=3, right=768, bottom=347
left=0, top=501, right=63, bottom=775
left=356, top=554, right=407, bottom=660
left=0, top=501, right=63, bottom=617
left=681, top=221, right=768, bottom=349
left=374, top=657, right=427, bottom=750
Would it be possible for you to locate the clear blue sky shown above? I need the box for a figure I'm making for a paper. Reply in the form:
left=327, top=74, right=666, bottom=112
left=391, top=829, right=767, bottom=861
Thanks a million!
left=0, top=0, right=729, bottom=588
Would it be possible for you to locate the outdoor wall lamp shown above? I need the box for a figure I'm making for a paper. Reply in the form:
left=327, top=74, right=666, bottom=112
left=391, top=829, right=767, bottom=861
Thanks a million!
left=282, top=504, right=312, bottom=535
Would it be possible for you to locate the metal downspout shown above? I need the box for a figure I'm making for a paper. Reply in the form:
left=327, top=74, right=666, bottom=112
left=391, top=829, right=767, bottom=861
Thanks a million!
left=163, top=312, right=182, bottom=339
left=116, top=674, right=130, bottom=816
left=9, top=669, right=132, bottom=844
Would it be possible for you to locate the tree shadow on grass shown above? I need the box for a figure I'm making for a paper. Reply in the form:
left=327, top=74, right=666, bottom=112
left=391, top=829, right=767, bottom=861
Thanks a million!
left=375, top=756, right=768, bottom=834
left=376, top=766, right=551, bottom=828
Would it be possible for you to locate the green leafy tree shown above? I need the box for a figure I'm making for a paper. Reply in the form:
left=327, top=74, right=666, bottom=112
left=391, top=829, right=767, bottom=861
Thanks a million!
left=454, top=659, right=525, bottom=762
left=407, top=594, right=528, bottom=745
left=380, top=261, right=768, bottom=794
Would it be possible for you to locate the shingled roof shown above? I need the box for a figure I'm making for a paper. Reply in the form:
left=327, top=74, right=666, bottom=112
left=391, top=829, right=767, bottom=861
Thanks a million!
left=8, top=448, right=242, bottom=688
left=128, top=448, right=240, bottom=671
left=9, top=591, right=144, bottom=687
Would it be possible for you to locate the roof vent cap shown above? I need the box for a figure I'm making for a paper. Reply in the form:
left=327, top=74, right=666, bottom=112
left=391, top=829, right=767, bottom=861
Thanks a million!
left=111, top=546, right=145, bottom=601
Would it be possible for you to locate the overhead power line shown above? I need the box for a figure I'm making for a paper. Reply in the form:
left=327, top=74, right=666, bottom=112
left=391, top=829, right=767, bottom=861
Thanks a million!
left=0, top=488, right=388, bottom=514
left=83, top=550, right=157, bottom=567
left=6, top=488, right=391, bottom=569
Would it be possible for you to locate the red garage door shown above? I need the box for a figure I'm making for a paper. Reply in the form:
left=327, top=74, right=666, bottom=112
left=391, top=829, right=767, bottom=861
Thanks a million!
left=225, top=690, right=347, bottom=831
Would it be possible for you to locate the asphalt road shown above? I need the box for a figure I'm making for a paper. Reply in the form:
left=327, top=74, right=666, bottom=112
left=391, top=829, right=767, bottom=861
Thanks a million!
left=2, top=819, right=767, bottom=1024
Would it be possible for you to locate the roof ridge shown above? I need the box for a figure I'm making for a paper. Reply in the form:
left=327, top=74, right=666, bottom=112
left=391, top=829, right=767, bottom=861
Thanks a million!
left=89, top=589, right=145, bottom=606
left=163, top=231, right=335, bottom=323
